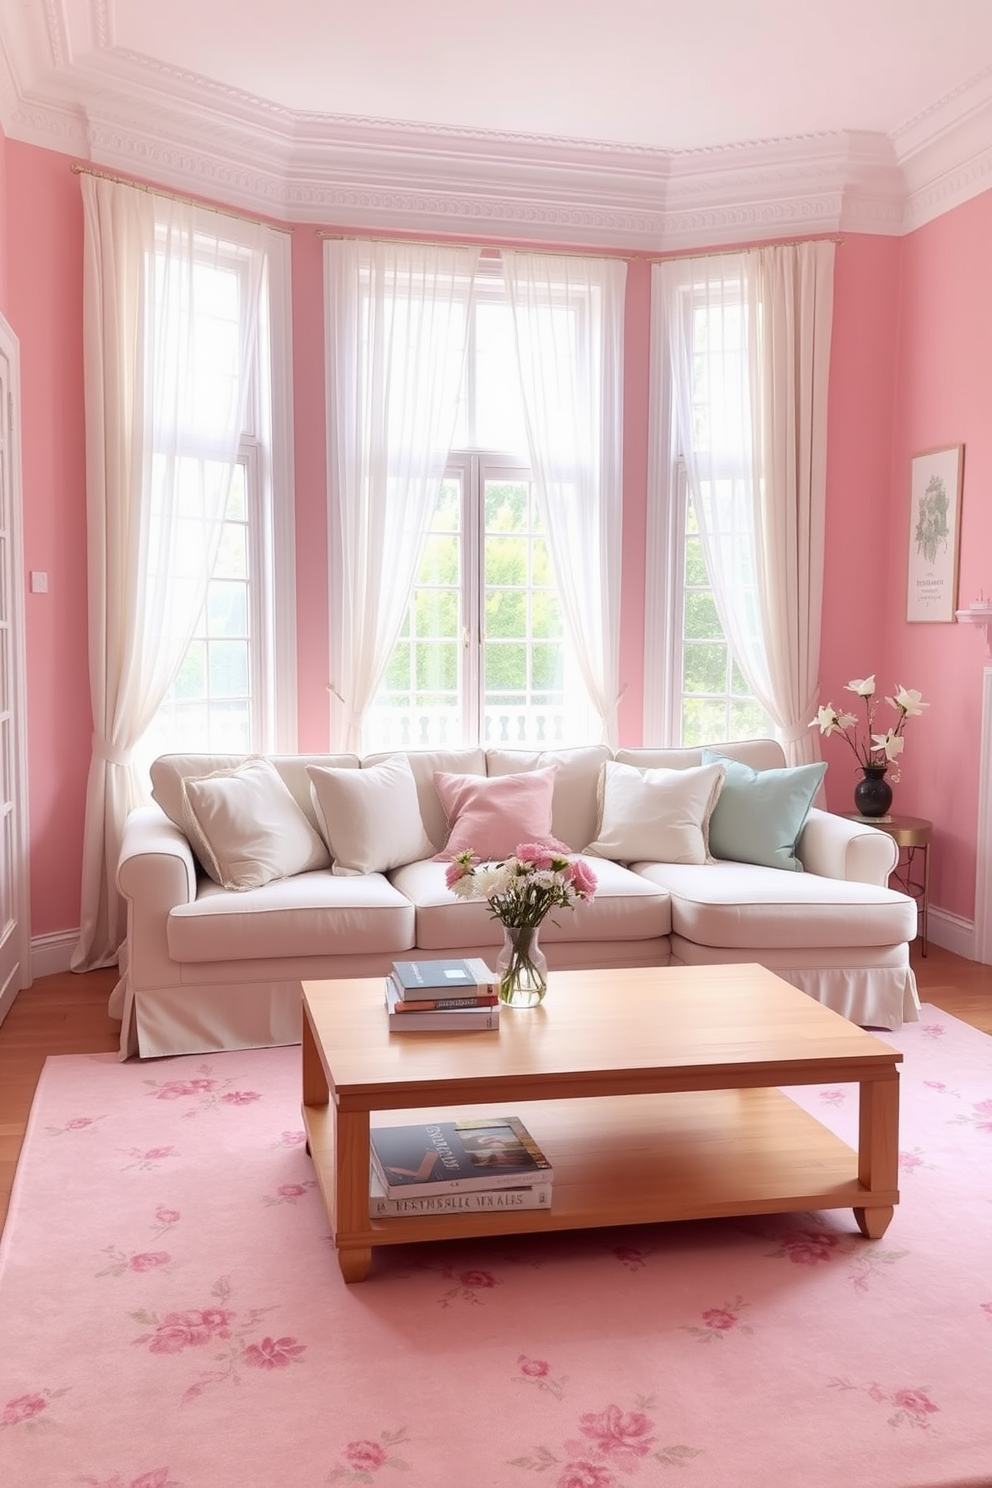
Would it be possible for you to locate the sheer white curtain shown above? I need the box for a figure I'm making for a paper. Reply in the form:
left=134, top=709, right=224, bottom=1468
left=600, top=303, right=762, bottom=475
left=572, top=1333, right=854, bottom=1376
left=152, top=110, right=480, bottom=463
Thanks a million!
left=655, top=242, right=835, bottom=764
left=324, top=240, right=480, bottom=753
left=501, top=251, right=626, bottom=748
left=73, top=175, right=266, bottom=970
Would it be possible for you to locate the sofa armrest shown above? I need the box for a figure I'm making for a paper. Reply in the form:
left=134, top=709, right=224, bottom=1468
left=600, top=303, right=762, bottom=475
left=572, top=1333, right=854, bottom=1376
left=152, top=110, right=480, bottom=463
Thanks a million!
left=796, top=807, right=898, bottom=887
left=117, top=805, right=198, bottom=989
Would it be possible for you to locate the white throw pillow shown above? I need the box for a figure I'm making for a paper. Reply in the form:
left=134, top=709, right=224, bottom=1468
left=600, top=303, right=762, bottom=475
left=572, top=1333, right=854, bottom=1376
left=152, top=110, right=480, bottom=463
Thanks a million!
left=307, top=755, right=434, bottom=876
left=181, top=757, right=331, bottom=890
left=584, top=760, right=726, bottom=865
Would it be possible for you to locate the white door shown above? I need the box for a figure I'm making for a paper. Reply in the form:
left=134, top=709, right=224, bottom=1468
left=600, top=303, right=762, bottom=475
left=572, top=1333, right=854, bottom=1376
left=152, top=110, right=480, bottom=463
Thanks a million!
left=0, top=313, right=31, bottom=1022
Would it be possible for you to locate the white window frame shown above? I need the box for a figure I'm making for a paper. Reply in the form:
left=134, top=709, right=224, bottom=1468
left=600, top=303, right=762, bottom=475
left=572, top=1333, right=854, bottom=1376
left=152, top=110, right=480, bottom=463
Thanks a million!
left=142, top=226, right=297, bottom=759
left=644, top=274, right=769, bottom=747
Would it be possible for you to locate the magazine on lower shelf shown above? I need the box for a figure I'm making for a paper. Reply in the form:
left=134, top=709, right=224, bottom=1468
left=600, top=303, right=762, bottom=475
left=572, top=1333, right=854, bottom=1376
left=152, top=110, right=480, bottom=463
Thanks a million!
left=385, top=979, right=500, bottom=1031
left=369, top=1167, right=552, bottom=1216
left=369, top=1116, right=553, bottom=1197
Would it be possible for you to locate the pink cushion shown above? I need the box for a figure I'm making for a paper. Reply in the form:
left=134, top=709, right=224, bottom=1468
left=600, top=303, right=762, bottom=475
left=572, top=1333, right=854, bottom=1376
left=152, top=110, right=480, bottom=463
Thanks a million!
left=434, top=767, right=566, bottom=861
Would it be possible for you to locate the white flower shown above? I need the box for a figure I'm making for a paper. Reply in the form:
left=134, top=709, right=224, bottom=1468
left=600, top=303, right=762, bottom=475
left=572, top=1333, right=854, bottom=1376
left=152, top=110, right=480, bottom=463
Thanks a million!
left=812, top=673, right=925, bottom=775
left=872, top=731, right=905, bottom=761
left=888, top=686, right=929, bottom=717
left=447, top=875, right=476, bottom=900
left=810, top=704, right=840, bottom=733
left=475, top=863, right=513, bottom=898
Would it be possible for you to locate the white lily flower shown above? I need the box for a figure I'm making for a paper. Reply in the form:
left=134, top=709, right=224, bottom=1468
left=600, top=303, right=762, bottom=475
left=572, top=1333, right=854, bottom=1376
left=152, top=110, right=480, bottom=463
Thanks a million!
left=888, top=686, right=928, bottom=717
left=872, top=731, right=905, bottom=761
left=845, top=676, right=875, bottom=697
left=810, top=704, right=841, bottom=734
left=837, top=711, right=858, bottom=730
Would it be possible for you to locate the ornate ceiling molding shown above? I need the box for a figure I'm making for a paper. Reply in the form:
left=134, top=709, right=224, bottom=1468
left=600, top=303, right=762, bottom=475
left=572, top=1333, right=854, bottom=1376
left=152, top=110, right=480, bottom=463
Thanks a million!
left=1, top=22, right=989, bottom=247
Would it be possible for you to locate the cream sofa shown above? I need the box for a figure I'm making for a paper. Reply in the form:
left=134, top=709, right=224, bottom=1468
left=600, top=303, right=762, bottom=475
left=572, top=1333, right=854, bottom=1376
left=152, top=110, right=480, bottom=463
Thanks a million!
left=111, top=739, right=920, bottom=1059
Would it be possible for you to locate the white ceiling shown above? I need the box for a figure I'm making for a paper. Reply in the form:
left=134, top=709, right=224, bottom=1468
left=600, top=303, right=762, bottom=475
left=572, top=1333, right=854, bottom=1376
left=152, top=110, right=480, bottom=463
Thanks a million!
left=3, top=1, right=992, bottom=248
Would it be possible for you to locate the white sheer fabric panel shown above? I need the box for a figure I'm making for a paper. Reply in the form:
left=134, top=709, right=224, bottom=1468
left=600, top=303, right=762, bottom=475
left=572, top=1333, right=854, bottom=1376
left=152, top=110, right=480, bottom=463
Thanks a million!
left=656, top=243, right=835, bottom=766
left=324, top=240, right=480, bottom=754
left=749, top=242, right=835, bottom=764
left=500, top=251, right=626, bottom=749
left=73, top=175, right=266, bottom=969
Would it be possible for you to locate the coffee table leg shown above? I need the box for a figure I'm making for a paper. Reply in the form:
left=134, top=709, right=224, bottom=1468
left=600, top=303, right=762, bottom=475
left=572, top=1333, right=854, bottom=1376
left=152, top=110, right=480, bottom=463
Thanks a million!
left=334, top=1107, right=373, bottom=1284
left=853, top=1073, right=899, bottom=1239
left=338, top=1246, right=373, bottom=1283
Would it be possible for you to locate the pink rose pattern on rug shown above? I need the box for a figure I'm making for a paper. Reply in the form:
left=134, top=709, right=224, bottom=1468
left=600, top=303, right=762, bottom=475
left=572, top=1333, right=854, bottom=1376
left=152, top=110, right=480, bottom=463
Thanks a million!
left=508, top=1396, right=703, bottom=1476
left=143, top=1064, right=262, bottom=1118
left=829, top=1378, right=941, bottom=1432
left=515, top=1354, right=567, bottom=1400
left=0, top=1386, right=68, bottom=1430
left=131, top=1275, right=305, bottom=1404
left=326, top=1428, right=411, bottom=1483
left=1, top=1013, right=990, bottom=1487
left=679, top=1294, right=754, bottom=1341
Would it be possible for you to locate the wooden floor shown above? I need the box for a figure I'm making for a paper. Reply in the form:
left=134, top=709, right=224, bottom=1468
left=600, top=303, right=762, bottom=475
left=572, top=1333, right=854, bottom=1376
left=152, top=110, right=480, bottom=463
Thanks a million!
left=0, top=946, right=989, bottom=1236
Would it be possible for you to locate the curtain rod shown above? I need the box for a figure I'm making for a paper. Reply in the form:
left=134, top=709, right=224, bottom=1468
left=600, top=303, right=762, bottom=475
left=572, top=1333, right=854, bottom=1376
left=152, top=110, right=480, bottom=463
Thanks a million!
left=647, top=235, right=844, bottom=264
left=317, top=231, right=631, bottom=262
left=69, top=163, right=294, bottom=234
left=319, top=230, right=844, bottom=263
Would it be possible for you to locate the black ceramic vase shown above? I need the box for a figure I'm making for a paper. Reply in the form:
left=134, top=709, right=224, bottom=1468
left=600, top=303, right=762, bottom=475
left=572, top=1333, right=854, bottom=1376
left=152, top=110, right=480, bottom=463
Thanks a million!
left=854, top=763, right=893, bottom=818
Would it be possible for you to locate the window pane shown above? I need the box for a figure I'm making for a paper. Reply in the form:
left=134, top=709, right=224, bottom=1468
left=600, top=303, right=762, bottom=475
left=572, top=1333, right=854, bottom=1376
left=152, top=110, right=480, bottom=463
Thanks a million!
left=683, top=641, right=727, bottom=695
left=173, top=641, right=205, bottom=699
left=208, top=640, right=249, bottom=698
left=207, top=581, right=247, bottom=637
left=474, top=303, right=528, bottom=452
left=682, top=697, right=731, bottom=747
left=684, top=590, right=722, bottom=639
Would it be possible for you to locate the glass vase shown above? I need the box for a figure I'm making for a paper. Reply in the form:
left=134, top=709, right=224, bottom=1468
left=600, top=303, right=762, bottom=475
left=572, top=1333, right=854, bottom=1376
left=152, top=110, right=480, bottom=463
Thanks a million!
left=495, top=924, right=548, bottom=1008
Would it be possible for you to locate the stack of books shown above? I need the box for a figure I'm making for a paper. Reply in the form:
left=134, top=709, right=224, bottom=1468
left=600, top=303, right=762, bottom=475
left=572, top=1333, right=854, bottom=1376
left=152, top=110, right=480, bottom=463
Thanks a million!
left=385, top=957, right=499, bottom=1031
left=369, top=1115, right=553, bottom=1217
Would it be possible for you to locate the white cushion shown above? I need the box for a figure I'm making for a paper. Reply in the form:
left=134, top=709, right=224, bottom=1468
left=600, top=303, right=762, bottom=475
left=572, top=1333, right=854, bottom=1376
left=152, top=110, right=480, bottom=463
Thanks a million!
left=362, top=748, right=486, bottom=850
left=632, top=860, right=918, bottom=949
left=167, top=869, right=416, bottom=961
left=180, top=757, right=331, bottom=891
left=390, top=855, right=672, bottom=950
left=307, top=755, right=434, bottom=876
left=151, top=752, right=360, bottom=836
left=585, top=760, right=725, bottom=865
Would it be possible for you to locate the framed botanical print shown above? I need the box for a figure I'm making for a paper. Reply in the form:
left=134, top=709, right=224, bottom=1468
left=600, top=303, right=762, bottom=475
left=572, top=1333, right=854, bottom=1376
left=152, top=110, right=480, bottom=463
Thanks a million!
left=906, top=444, right=964, bottom=623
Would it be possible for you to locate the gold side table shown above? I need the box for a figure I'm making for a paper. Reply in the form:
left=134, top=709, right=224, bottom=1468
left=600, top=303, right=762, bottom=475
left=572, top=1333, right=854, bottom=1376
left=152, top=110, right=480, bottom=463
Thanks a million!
left=845, top=813, right=932, bottom=956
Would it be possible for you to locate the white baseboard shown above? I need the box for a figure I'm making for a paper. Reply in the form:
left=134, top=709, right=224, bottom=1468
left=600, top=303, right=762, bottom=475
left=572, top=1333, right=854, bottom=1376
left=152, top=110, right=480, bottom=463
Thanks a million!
left=0, top=975, right=19, bottom=1025
left=927, top=906, right=978, bottom=962
left=30, top=930, right=80, bottom=981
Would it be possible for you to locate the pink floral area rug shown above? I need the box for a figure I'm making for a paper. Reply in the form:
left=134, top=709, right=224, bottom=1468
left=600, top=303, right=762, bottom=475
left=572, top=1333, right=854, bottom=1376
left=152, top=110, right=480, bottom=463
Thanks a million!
left=0, top=1005, right=990, bottom=1488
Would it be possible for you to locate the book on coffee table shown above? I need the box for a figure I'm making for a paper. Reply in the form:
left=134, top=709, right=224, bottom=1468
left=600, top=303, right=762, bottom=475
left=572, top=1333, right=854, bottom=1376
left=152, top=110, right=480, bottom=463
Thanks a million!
left=390, top=958, right=496, bottom=996
left=385, top=974, right=498, bottom=1013
left=369, top=1167, right=552, bottom=1216
left=385, top=979, right=500, bottom=1031
left=369, top=1115, right=553, bottom=1197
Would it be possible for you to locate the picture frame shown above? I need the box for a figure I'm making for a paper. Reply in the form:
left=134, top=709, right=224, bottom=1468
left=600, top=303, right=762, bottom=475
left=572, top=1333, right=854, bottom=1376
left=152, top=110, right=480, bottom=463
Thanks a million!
left=906, top=444, right=964, bottom=623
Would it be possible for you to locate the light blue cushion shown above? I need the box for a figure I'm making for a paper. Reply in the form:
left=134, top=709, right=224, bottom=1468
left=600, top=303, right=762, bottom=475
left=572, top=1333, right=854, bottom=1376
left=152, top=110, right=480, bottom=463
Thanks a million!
left=700, top=752, right=827, bottom=872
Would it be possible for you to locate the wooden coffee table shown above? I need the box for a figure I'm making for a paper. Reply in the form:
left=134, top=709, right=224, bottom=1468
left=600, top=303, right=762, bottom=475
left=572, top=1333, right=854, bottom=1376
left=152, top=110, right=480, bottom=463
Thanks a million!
left=301, top=963, right=900, bottom=1283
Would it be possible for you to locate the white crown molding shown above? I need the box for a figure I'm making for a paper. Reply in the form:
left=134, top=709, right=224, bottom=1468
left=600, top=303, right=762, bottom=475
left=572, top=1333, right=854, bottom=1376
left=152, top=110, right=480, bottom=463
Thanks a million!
left=1, top=28, right=990, bottom=247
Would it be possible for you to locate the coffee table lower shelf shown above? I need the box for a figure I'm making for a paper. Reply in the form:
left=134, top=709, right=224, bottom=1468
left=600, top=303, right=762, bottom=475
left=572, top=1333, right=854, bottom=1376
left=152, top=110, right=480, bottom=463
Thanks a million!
left=303, top=1087, right=898, bottom=1283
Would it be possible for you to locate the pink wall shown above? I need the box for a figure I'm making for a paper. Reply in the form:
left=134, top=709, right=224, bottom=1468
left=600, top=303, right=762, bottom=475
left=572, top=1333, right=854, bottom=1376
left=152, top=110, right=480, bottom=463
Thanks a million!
left=291, top=227, right=331, bottom=749
left=5, top=142, right=90, bottom=941
left=0, top=122, right=7, bottom=304
left=884, top=191, right=992, bottom=920
left=3, top=137, right=989, bottom=940
left=816, top=233, right=902, bottom=803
